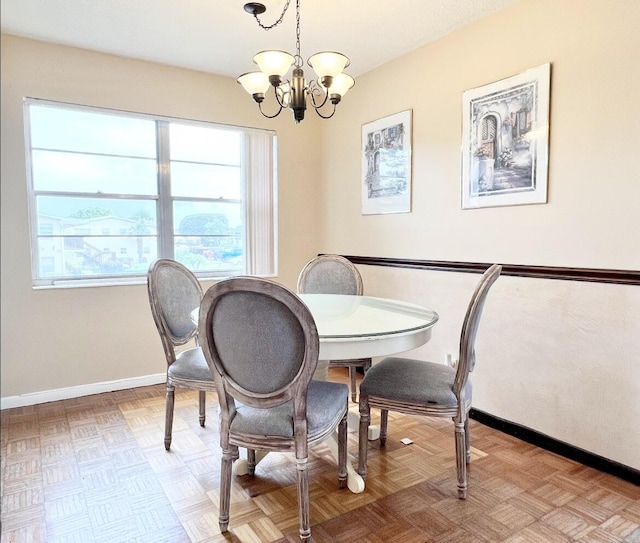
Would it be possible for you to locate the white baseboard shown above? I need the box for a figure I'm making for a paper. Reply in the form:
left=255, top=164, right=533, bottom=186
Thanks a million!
left=0, top=373, right=166, bottom=410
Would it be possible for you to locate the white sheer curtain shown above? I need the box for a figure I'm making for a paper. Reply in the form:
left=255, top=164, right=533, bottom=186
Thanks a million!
left=245, top=131, right=277, bottom=277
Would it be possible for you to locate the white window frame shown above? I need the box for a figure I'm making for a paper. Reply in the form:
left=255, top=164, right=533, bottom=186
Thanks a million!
left=24, top=98, right=278, bottom=288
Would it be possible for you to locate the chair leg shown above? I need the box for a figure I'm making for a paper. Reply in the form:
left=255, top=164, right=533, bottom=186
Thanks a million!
left=379, top=409, right=389, bottom=446
left=247, top=449, right=256, bottom=476
left=349, top=367, right=357, bottom=402
left=338, top=410, right=348, bottom=489
left=465, top=418, right=471, bottom=464
left=454, top=416, right=468, bottom=499
left=164, top=384, right=175, bottom=451
left=357, top=395, right=370, bottom=477
left=198, top=390, right=206, bottom=427
left=296, top=457, right=311, bottom=541
left=219, top=445, right=233, bottom=531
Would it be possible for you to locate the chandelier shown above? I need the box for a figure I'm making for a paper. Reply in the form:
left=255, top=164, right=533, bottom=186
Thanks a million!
left=237, top=0, right=355, bottom=123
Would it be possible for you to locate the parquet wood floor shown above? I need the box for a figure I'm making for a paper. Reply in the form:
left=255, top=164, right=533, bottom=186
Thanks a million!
left=1, top=369, right=638, bottom=542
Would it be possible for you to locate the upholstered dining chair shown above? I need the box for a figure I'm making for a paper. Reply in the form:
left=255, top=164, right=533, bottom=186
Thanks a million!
left=198, top=277, right=349, bottom=542
left=357, top=264, right=502, bottom=499
left=297, top=254, right=372, bottom=401
left=147, top=258, right=216, bottom=451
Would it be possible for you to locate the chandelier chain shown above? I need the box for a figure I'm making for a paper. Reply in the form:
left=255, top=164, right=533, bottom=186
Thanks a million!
left=252, top=0, right=292, bottom=30
left=294, top=0, right=302, bottom=67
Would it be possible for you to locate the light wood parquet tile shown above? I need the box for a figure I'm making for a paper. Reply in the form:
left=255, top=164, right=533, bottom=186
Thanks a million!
left=532, top=481, right=579, bottom=507
left=1, top=370, right=638, bottom=543
left=541, top=507, right=599, bottom=539
left=512, top=521, right=576, bottom=542
left=622, top=500, right=640, bottom=524
left=566, top=496, right=616, bottom=525
left=576, top=528, right=625, bottom=542
left=599, top=514, right=639, bottom=539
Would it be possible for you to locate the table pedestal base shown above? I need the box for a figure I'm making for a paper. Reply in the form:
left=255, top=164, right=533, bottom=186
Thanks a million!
left=231, top=441, right=365, bottom=493
left=347, top=410, right=380, bottom=441
left=232, top=451, right=267, bottom=476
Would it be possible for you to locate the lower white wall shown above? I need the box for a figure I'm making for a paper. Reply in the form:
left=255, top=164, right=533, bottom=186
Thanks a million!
left=359, top=265, right=640, bottom=471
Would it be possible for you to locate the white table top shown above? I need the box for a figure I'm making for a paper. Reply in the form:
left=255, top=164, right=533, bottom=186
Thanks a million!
left=299, top=294, right=439, bottom=360
left=192, top=293, right=439, bottom=361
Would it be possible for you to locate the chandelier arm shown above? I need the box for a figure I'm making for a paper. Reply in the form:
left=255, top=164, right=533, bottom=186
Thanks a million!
left=308, top=90, right=329, bottom=110
left=312, top=103, right=337, bottom=120
left=274, top=86, right=290, bottom=109
left=257, top=101, right=284, bottom=119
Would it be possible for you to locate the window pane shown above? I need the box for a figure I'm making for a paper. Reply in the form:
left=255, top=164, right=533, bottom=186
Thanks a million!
left=174, top=236, right=244, bottom=274
left=37, top=236, right=158, bottom=277
left=32, top=150, right=158, bottom=195
left=174, top=200, right=244, bottom=274
left=170, top=123, right=241, bottom=165
left=36, top=196, right=157, bottom=226
left=30, top=104, right=157, bottom=158
left=173, top=201, right=242, bottom=235
left=39, top=223, right=54, bottom=235
left=35, top=196, right=157, bottom=278
left=170, top=162, right=242, bottom=199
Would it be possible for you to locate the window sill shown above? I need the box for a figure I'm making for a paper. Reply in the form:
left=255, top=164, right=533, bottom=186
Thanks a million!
left=32, top=272, right=278, bottom=290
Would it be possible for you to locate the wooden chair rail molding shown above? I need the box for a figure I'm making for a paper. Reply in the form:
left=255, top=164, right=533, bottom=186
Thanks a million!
left=336, top=256, right=640, bottom=286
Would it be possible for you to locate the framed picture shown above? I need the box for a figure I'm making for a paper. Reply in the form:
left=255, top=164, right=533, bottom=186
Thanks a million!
left=461, top=63, right=551, bottom=209
left=361, top=109, right=412, bottom=215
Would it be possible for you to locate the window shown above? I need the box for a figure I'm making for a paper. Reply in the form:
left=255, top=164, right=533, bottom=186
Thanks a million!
left=41, top=257, right=55, bottom=274
left=38, top=223, right=53, bottom=235
left=24, top=99, right=277, bottom=286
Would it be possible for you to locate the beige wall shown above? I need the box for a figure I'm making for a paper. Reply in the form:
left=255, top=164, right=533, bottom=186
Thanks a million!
left=318, top=0, right=640, bottom=470
left=0, top=35, right=322, bottom=398
left=2, top=0, right=639, bottom=470
left=318, top=0, right=639, bottom=268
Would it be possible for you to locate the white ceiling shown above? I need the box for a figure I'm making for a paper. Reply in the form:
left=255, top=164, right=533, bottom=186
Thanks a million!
left=1, top=0, right=520, bottom=79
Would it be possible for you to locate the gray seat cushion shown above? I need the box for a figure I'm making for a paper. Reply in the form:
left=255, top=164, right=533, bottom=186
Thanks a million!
left=168, top=347, right=214, bottom=382
left=230, top=380, right=349, bottom=440
left=360, top=357, right=471, bottom=407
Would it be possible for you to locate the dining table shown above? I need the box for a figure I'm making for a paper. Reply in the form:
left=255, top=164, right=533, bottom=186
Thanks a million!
left=192, top=292, right=439, bottom=493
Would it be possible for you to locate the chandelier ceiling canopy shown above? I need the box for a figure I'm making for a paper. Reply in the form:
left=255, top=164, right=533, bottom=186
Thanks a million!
left=237, top=0, right=355, bottom=124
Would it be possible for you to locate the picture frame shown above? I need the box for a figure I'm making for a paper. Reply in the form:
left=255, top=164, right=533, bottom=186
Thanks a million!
left=461, top=63, right=551, bottom=209
left=361, top=109, right=412, bottom=215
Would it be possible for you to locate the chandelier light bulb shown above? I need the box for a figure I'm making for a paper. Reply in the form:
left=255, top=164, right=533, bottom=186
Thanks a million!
left=253, top=50, right=295, bottom=80
left=325, top=73, right=355, bottom=103
left=237, top=71, right=270, bottom=100
left=308, top=52, right=350, bottom=79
